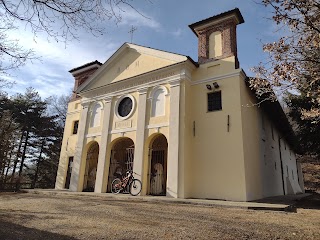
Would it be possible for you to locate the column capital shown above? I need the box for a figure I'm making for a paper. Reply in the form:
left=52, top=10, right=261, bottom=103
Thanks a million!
left=180, top=69, right=192, bottom=81
left=81, top=100, right=91, bottom=109
left=137, top=87, right=149, bottom=95
left=103, top=96, right=113, bottom=103
left=169, top=78, right=181, bottom=88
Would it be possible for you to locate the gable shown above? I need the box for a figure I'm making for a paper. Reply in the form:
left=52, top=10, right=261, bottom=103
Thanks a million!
left=78, top=43, right=188, bottom=93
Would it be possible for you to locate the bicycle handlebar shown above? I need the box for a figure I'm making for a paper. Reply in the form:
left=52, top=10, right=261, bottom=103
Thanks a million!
left=126, top=170, right=138, bottom=176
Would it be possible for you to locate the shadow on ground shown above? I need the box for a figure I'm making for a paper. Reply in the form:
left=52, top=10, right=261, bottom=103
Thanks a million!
left=295, top=192, right=320, bottom=210
left=253, top=192, right=320, bottom=210
left=0, top=218, right=76, bottom=240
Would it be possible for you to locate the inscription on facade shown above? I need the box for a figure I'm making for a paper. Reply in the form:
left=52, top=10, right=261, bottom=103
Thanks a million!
left=115, top=120, right=132, bottom=129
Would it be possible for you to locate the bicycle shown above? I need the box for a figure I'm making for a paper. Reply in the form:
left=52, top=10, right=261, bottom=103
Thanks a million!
left=111, top=170, right=142, bottom=196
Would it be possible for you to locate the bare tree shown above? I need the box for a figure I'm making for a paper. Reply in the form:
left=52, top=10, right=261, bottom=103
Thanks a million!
left=250, top=0, right=320, bottom=122
left=0, top=0, right=145, bottom=79
left=46, top=94, right=71, bottom=127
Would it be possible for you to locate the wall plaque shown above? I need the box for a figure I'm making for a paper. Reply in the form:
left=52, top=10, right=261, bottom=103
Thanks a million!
left=115, top=120, right=132, bottom=129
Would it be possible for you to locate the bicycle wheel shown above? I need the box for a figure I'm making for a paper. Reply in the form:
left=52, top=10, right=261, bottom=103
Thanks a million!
left=129, top=179, right=142, bottom=196
left=111, top=178, right=122, bottom=194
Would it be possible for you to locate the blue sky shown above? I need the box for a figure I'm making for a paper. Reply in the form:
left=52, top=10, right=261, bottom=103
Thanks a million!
left=5, top=0, right=281, bottom=98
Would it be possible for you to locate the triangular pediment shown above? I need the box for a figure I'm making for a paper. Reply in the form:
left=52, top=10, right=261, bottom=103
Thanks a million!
left=77, top=43, right=188, bottom=93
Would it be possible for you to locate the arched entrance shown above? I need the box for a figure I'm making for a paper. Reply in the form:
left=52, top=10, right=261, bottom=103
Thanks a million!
left=107, top=138, right=135, bottom=192
left=148, top=134, right=168, bottom=196
left=83, top=142, right=99, bottom=192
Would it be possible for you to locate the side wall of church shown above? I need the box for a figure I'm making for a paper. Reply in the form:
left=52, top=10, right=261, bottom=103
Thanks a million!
left=185, top=57, right=248, bottom=201
left=239, top=76, right=304, bottom=201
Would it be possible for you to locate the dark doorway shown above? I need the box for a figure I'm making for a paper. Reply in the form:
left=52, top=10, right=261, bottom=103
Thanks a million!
left=148, top=134, right=168, bottom=196
left=65, top=156, right=73, bottom=189
left=107, top=138, right=135, bottom=193
left=83, top=142, right=99, bottom=192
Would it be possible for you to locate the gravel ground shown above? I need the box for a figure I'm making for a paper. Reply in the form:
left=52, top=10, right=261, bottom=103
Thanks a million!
left=0, top=192, right=319, bottom=240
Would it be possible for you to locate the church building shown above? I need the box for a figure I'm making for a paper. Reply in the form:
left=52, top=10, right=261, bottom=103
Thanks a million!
left=55, top=8, right=304, bottom=201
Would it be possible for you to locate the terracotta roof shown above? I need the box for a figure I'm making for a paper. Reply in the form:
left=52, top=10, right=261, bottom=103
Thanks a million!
left=69, top=60, right=102, bottom=73
left=189, top=8, right=245, bottom=36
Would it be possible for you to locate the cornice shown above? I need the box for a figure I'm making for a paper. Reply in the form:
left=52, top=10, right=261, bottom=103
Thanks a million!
left=79, top=63, right=186, bottom=99
left=190, top=70, right=242, bottom=86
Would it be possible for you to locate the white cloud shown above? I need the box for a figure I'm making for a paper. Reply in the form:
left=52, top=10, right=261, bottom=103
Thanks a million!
left=171, top=28, right=183, bottom=38
left=5, top=25, right=120, bottom=98
left=118, top=7, right=161, bottom=30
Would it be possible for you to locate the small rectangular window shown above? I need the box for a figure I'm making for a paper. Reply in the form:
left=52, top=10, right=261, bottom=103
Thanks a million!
left=271, top=124, right=274, bottom=140
left=207, top=91, right=222, bottom=112
left=73, top=120, right=79, bottom=134
left=65, top=156, right=74, bottom=189
left=68, top=157, right=74, bottom=170
left=292, top=170, right=294, bottom=180
left=274, top=162, right=277, bottom=170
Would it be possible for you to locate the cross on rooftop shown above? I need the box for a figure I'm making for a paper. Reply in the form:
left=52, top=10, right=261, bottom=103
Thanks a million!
left=128, top=25, right=137, bottom=43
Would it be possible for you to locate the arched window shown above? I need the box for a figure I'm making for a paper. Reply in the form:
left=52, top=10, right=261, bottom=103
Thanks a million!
left=151, top=86, right=167, bottom=117
left=90, top=103, right=102, bottom=128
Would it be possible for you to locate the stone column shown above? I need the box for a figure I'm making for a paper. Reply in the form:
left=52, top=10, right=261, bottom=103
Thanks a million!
left=133, top=87, right=148, bottom=190
left=69, top=101, right=90, bottom=192
left=95, top=96, right=113, bottom=193
left=167, top=79, right=181, bottom=198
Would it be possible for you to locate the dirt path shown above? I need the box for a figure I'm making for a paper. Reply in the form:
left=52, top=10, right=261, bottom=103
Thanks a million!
left=0, top=192, right=319, bottom=240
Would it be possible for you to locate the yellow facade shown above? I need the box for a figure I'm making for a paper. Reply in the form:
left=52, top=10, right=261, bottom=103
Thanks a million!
left=55, top=8, right=304, bottom=201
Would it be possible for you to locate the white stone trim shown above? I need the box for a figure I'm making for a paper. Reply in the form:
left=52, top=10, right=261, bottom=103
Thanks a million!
left=146, top=123, right=169, bottom=129
left=76, top=43, right=192, bottom=94
left=79, top=63, right=183, bottom=98
left=190, top=71, right=241, bottom=86
left=110, top=128, right=137, bottom=134
left=149, top=85, right=169, bottom=98
left=114, top=94, right=136, bottom=120
left=103, top=96, right=113, bottom=103
left=128, top=43, right=188, bottom=62
left=137, top=87, right=149, bottom=95
left=86, top=132, right=102, bottom=138
left=169, top=78, right=182, bottom=87
left=67, top=110, right=81, bottom=115
left=89, top=101, right=104, bottom=128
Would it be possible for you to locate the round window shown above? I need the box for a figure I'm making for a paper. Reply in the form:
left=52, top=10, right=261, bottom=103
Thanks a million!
left=117, top=97, right=133, bottom=118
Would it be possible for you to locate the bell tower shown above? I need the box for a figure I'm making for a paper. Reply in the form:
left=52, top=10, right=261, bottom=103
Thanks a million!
left=69, top=60, right=102, bottom=100
left=189, top=8, right=244, bottom=68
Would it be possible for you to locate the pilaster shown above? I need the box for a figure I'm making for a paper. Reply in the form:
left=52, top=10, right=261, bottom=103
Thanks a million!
left=69, top=101, right=90, bottom=191
left=94, top=96, right=113, bottom=193
left=167, top=79, right=181, bottom=198
left=132, top=87, right=148, bottom=194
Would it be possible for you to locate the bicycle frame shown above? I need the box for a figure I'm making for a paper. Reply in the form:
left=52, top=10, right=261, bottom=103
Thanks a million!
left=117, top=171, right=134, bottom=191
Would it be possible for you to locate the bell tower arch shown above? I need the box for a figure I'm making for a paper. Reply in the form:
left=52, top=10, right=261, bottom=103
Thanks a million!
left=189, top=8, right=244, bottom=68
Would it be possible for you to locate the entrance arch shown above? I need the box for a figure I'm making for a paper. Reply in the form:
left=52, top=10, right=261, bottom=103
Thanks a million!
left=83, top=142, right=99, bottom=192
left=107, top=138, right=135, bottom=192
left=148, top=134, right=168, bottom=196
